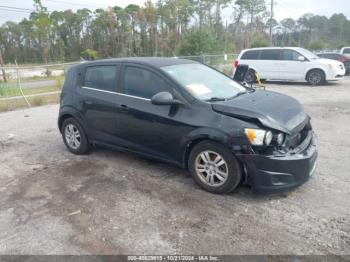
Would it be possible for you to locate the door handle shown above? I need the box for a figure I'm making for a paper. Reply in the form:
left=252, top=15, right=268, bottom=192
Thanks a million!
left=119, top=104, right=129, bottom=113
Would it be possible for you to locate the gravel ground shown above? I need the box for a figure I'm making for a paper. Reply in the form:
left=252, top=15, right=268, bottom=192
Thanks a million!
left=0, top=77, right=349, bottom=255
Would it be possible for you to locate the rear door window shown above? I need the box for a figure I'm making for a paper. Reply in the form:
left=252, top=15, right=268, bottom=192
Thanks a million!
left=241, top=50, right=260, bottom=60
left=84, top=65, right=118, bottom=92
left=260, top=50, right=281, bottom=60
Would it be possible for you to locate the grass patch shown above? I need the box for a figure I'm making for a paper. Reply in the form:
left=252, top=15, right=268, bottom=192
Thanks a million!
left=0, top=93, right=60, bottom=113
left=0, top=85, right=60, bottom=97
left=0, top=76, right=64, bottom=97
left=55, top=75, right=65, bottom=90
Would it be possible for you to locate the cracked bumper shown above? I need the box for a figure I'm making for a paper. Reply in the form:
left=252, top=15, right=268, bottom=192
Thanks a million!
left=237, top=131, right=318, bottom=193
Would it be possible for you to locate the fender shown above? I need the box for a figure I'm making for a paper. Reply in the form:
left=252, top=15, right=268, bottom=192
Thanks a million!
left=178, top=127, right=233, bottom=167
left=58, top=105, right=86, bottom=132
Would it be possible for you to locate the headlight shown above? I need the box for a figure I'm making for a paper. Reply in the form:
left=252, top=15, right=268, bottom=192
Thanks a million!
left=328, top=64, right=336, bottom=70
left=276, top=133, right=285, bottom=145
left=244, top=128, right=272, bottom=146
left=264, top=131, right=273, bottom=145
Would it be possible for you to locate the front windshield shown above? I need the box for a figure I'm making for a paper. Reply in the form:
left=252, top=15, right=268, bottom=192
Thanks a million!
left=299, top=48, right=320, bottom=59
left=161, top=63, right=246, bottom=101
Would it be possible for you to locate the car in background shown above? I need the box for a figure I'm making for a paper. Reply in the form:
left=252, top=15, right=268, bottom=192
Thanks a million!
left=340, top=47, right=350, bottom=56
left=235, top=47, right=346, bottom=85
left=317, top=52, right=350, bottom=75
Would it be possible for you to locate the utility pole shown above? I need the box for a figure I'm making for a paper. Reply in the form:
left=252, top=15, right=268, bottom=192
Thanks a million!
left=0, top=48, right=7, bottom=83
left=269, top=0, right=274, bottom=44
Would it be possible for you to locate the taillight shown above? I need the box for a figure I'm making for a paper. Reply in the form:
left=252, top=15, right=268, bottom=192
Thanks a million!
left=234, top=60, right=239, bottom=68
left=339, top=56, right=347, bottom=63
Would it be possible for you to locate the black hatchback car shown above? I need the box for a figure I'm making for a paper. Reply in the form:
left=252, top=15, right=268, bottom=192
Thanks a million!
left=58, top=58, right=317, bottom=194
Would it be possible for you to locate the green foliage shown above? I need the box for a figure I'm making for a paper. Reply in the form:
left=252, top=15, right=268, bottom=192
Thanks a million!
left=309, top=40, right=326, bottom=51
left=251, top=36, right=270, bottom=48
left=177, top=30, right=215, bottom=56
left=0, top=0, right=350, bottom=64
left=81, top=49, right=99, bottom=60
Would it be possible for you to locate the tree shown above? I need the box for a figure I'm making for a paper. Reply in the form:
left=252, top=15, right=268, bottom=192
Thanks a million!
left=251, top=35, right=270, bottom=48
left=177, top=29, right=215, bottom=55
left=309, top=40, right=326, bottom=51
left=31, top=0, right=51, bottom=63
left=81, top=48, right=98, bottom=60
left=1, top=0, right=350, bottom=64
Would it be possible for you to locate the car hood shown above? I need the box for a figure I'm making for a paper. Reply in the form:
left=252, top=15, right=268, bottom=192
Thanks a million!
left=317, top=58, right=343, bottom=66
left=212, top=90, right=309, bottom=134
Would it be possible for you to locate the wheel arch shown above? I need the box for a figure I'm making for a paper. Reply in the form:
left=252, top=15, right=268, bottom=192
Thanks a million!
left=181, top=129, right=233, bottom=169
left=305, top=68, right=327, bottom=81
left=58, top=106, right=85, bottom=133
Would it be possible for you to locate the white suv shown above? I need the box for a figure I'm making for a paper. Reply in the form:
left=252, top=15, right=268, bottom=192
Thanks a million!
left=235, top=47, right=346, bottom=85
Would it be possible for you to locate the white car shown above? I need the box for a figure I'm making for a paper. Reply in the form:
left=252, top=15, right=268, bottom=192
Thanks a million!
left=235, top=47, right=346, bottom=85
left=340, top=47, right=350, bottom=56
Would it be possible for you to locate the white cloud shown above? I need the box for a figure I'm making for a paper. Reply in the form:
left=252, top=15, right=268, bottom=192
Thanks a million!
left=274, top=0, right=350, bottom=21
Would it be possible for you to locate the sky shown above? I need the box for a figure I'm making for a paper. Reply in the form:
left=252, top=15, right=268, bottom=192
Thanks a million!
left=0, top=0, right=349, bottom=24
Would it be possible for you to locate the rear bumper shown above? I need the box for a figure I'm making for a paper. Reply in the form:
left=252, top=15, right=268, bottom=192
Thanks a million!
left=236, top=131, right=318, bottom=193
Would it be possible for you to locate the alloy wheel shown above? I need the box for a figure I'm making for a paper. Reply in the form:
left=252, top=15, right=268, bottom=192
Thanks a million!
left=195, top=150, right=229, bottom=187
left=308, top=72, right=322, bottom=85
left=64, top=124, right=81, bottom=150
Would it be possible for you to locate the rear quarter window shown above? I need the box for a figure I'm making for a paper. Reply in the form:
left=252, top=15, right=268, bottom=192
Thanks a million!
left=241, top=50, right=260, bottom=60
left=62, top=67, right=78, bottom=90
left=84, top=65, right=119, bottom=92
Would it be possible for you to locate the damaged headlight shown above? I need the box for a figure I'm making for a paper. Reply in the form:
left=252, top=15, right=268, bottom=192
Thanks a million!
left=244, top=128, right=272, bottom=146
left=276, top=133, right=285, bottom=145
left=244, top=129, right=285, bottom=146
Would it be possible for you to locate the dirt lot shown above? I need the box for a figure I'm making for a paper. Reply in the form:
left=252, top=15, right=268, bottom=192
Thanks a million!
left=0, top=77, right=349, bottom=255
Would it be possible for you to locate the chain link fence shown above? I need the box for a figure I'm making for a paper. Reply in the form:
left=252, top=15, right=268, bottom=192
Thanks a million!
left=0, top=54, right=238, bottom=112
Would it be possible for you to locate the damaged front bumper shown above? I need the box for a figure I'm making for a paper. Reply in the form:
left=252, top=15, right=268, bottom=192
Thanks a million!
left=236, top=131, right=318, bottom=193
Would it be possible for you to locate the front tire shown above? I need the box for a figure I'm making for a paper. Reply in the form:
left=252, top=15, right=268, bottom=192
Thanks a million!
left=188, top=141, right=242, bottom=194
left=61, top=118, right=90, bottom=155
left=306, top=70, right=325, bottom=85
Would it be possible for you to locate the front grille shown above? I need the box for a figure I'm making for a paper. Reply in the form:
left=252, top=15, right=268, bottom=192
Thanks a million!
left=287, top=132, right=302, bottom=148
left=286, top=121, right=311, bottom=149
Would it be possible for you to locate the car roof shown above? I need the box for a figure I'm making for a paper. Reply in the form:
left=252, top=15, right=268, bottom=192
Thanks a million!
left=241, top=47, right=304, bottom=52
left=74, top=57, right=197, bottom=69
left=317, top=52, right=339, bottom=55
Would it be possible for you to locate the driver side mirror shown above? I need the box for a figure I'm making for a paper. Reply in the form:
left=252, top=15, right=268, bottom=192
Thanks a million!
left=151, top=92, right=184, bottom=106
left=297, top=56, right=306, bottom=61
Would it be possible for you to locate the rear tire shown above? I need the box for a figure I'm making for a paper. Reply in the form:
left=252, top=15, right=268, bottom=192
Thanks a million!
left=188, top=141, right=242, bottom=194
left=61, top=118, right=90, bottom=155
left=245, top=69, right=257, bottom=83
left=306, top=69, right=325, bottom=85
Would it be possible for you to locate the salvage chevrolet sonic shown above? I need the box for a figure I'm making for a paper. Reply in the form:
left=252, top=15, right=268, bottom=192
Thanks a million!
left=58, top=58, right=318, bottom=194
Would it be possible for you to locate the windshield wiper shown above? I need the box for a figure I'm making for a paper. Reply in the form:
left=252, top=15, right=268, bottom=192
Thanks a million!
left=226, top=91, right=249, bottom=100
left=204, top=97, right=227, bottom=102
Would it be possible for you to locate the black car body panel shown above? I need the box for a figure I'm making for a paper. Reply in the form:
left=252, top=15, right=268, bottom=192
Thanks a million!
left=237, top=131, right=317, bottom=193
left=58, top=57, right=318, bottom=193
